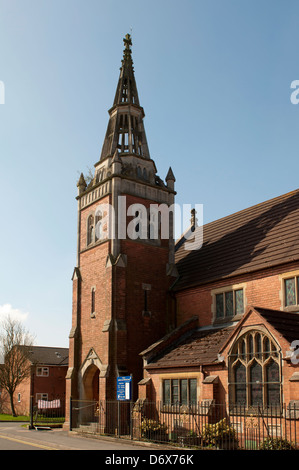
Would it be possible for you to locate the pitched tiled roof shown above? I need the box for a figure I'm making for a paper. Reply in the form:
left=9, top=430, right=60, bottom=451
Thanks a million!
left=253, top=307, right=299, bottom=344
left=145, top=326, right=233, bottom=370
left=24, top=346, right=69, bottom=366
left=145, top=308, right=299, bottom=370
left=174, top=189, right=299, bottom=290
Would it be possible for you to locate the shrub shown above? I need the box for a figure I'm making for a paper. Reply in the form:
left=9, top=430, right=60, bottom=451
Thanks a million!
left=140, top=418, right=168, bottom=440
left=259, top=437, right=296, bottom=450
left=202, top=418, right=238, bottom=449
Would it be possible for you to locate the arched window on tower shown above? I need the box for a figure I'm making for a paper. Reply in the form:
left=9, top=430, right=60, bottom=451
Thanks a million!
left=95, top=212, right=103, bottom=241
left=137, top=166, right=142, bottom=179
left=87, top=215, right=94, bottom=246
left=91, top=288, right=96, bottom=318
left=143, top=168, right=148, bottom=181
left=228, top=330, right=281, bottom=410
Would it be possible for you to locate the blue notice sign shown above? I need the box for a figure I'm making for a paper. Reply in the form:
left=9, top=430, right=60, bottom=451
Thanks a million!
left=117, top=376, right=132, bottom=401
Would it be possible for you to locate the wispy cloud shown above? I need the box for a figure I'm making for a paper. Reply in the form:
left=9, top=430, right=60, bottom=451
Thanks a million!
left=0, top=304, right=29, bottom=322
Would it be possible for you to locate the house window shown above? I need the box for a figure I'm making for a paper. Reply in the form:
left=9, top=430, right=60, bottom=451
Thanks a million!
left=36, top=367, right=49, bottom=377
left=229, top=331, right=281, bottom=409
left=215, top=288, right=244, bottom=320
left=284, top=276, right=299, bottom=307
left=17, top=393, right=21, bottom=403
left=163, top=378, right=197, bottom=406
left=36, top=393, right=48, bottom=403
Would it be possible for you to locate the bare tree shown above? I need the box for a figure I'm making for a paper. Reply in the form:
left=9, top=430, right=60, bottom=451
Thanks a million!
left=0, top=316, right=35, bottom=416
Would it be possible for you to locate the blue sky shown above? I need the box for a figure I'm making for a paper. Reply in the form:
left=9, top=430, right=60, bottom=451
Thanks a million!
left=1, top=0, right=299, bottom=347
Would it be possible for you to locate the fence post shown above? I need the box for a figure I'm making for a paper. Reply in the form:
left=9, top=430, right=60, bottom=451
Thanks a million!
left=117, top=401, right=120, bottom=438
left=130, top=401, right=133, bottom=440
left=29, top=396, right=34, bottom=429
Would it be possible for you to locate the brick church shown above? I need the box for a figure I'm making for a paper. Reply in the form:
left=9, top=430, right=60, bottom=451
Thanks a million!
left=65, top=34, right=299, bottom=427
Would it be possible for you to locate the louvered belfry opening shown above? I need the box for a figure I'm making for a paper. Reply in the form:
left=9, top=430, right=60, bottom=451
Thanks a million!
left=100, top=34, right=150, bottom=161
left=117, top=113, right=143, bottom=155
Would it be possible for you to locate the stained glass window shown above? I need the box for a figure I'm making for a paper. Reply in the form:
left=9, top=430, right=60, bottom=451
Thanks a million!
left=248, top=335, right=254, bottom=360
left=230, top=331, right=281, bottom=408
left=172, top=379, right=179, bottom=404
left=264, top=337, right=270, bottom=359
left=215, top=288, right=244, bottom=319
left=285, top=278, right=296, bottom=306
left=240, top=340, right=246, bottom=359
left=255, top=333, right=262, bottom=359
left=162, top=379, right=197, bottom=406
left=250, top=361, right=262, bottom=406
left=225, top=291, right=234, bottom=316
left=163, top=379, right=171, bottom=405
left=266, top=360, right=280, bottom=405
left=180, top=379, right=188, bottom=405
left=216, top=294, right=224, bottom=318
left=190, top=379, right=197, bottom=405
left=235, top=362, right=246, bottom=405
left=235, top=289, right=244, bottom=315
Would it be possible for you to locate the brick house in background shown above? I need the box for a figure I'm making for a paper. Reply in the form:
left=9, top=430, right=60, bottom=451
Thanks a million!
left=0, top=346, right=68, bottom=416
left=139, top=190, right=299, bottom=411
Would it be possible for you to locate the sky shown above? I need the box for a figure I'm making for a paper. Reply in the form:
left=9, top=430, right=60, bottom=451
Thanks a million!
left=1, top=0, right=299, bottom=347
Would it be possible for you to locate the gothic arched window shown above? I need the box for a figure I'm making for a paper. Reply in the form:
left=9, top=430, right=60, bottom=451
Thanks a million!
left=87, top=215, right=94, bottom=246
left=229, top=330, right=281, bottom=409
left=95, top=212, right=103, bottom=241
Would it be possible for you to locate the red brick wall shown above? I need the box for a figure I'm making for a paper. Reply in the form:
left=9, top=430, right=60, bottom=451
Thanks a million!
left=79, top=242, right=111, bottom=366
left=0, top=364, right=68, bottom=416
left=114, top=193, right=173, bottom=398
left=175, top=261, right=299, bottom=327
left=144, top=308, right=299, bottom=407
left=32, top=365, right=67, bottom=403
left=68, top=190, right=174, bottom=402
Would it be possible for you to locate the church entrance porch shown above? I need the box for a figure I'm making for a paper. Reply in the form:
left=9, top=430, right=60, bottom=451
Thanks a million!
left=82, top=364, right=100, bottom=402
left=70, top=399, right=133, bottom=437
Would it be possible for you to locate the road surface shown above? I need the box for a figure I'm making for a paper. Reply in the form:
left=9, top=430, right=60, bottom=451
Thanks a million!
left=0, top=422, right=173, bottom=451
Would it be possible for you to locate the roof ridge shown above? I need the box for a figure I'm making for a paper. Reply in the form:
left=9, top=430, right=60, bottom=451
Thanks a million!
left=200, top=188, right=299, bottom=232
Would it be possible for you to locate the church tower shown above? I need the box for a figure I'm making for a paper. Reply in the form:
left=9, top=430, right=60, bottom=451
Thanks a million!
left=65, top=34, right=177, bottom=417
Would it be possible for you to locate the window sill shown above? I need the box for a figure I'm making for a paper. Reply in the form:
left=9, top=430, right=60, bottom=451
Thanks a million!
left=228, top=404, right=283, bottom=417
left=283, top=306, right=299, bottom=313
left=213, top=313, right=243, bottom=325
left=161, top=404, right=199, bottom=414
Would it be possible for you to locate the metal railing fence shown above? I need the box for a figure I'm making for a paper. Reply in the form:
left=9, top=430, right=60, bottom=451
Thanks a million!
left=70, top=399, right=299, bottom=450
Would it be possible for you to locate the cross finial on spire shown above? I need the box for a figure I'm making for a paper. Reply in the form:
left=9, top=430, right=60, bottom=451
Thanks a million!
left=124, top=33, right=132, bottom=49
left=122, top=33, right=133, bottom=65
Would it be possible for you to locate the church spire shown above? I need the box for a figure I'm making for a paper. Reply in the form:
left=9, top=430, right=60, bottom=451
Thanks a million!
left=99, top=34, right=150, bottom=161
left=113, top=33, right=140, bottom=106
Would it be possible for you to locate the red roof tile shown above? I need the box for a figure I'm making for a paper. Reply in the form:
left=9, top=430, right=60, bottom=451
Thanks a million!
left=175, top=189, right=299, bottom=290
left=145, top=326, right=233, bottom=369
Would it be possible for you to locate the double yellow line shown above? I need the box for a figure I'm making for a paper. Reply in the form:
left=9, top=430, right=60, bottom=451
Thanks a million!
left=0, top=433, right=58, bottom=450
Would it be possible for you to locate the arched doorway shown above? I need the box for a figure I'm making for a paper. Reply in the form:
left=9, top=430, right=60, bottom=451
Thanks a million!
left=80, top=348, right=103, bottom=402
left=92, top=368, right=100, bottom=401
left=82, top=364, right=100, bottom=401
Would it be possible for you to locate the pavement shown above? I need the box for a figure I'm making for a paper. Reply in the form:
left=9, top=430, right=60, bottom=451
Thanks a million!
left=0, top=422, right=177, bottom=451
